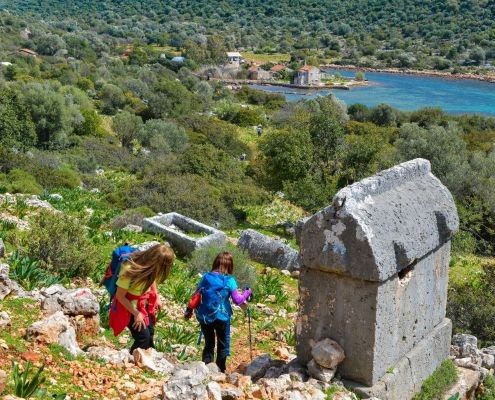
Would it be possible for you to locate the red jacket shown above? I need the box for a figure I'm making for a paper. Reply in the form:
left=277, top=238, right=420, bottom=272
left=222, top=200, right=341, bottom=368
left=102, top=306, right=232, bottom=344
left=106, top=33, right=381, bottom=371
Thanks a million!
left=109, top=286, right=158, bottom=336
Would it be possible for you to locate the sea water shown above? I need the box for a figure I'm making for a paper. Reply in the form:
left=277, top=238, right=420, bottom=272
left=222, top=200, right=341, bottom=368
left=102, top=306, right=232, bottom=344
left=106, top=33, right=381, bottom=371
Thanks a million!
left=251, top=69, right=495, bottom=116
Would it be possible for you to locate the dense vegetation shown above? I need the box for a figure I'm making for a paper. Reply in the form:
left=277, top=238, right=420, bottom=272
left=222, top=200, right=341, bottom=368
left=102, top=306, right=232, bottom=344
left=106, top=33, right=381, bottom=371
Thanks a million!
left=3, top=0, right=495, bottom=71
left=1, top=2, right=495, bottom=383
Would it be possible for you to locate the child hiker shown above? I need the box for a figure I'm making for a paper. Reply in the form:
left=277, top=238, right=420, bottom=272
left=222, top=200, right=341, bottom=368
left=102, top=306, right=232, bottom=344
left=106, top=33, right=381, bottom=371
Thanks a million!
left=109, top=244, right=175, bottom=353
left=184, top=251, right=252, bottom=372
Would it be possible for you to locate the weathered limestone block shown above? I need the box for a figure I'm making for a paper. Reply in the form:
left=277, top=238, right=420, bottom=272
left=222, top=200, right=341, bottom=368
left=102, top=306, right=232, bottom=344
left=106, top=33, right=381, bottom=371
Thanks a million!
left=237, top=229, right=301, bottom=271
left=349, top=319, right=452, bottom=399
left=296, top=159, right=458, bottom=398
left=58, top=288, right=99, bottom=316
left=142, top=212, right=226, bottom=256
left=40, top=286, right=99, bottom=317
left=26, top=311, right=70, bottom=344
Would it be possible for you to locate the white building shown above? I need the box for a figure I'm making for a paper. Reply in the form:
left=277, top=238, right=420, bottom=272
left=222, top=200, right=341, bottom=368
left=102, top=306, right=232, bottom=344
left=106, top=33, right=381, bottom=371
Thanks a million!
left=226, top=51, right=244, bottom=67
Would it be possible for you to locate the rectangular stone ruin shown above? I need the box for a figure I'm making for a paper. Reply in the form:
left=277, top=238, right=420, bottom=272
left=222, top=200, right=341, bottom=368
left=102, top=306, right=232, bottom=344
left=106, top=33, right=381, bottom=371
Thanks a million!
left=296, top=159, right=459, bottom=400
left=142, top=212, right=226, bottom=256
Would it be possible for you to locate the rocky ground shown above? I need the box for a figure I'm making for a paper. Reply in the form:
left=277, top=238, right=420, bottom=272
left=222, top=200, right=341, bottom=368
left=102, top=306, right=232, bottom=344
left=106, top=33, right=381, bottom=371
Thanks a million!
left=0, top=193, right=493, bottom=400
left=0, top=261, right=359, bottom=400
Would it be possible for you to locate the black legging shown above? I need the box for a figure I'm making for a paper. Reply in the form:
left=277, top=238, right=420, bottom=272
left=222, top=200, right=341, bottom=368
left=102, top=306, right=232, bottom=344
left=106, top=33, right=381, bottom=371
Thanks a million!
left=200, top=320, right=228, bottom=372
left=128, top=315, right=155, bottom=354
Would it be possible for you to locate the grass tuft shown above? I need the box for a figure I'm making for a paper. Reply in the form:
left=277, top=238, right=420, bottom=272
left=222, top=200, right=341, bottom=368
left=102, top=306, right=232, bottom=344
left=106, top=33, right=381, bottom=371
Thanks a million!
left=412, top=359, right=458, bottom=400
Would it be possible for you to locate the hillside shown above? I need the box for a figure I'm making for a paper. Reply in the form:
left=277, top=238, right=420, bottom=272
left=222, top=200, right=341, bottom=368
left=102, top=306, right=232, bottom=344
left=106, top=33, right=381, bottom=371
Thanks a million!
left=1, top=4, right=495, bottom=399
left=3, top=0, right=495, bottom=70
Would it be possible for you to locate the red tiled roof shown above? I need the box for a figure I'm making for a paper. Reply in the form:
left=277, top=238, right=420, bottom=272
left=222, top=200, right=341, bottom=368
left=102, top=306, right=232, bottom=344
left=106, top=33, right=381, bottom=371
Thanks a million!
left=270, top=64, right=286, bottom=72
left=298, top=65, right=318, bottom=72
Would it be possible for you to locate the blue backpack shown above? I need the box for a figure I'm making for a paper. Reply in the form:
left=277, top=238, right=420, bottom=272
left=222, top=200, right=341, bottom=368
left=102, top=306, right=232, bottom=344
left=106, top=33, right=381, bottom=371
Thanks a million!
left=102, top=244, right=137, bottom=299
left=196, top=272, right=232, bottom=324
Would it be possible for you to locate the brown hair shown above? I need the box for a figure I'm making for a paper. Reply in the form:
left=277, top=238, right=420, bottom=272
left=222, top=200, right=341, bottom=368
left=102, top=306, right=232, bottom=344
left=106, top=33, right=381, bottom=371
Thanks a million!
left=124, top=244, right=175, bottom=292
left=211, top=251, right=234, bottom=275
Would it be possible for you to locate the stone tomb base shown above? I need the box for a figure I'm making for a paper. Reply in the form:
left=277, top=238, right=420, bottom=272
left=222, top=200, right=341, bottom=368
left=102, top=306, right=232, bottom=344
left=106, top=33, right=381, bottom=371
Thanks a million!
left=346, top=319, right=452, bottom=400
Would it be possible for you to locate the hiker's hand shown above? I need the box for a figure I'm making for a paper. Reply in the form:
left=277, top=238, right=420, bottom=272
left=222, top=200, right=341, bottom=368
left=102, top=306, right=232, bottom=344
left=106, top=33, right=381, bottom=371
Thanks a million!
left=133, top=312, right=146, bottom=331
left=243, top=287, right=253, bottom=302
left=155, top=297, right=162, bottom=312
left=184, top=308, right=193, bottom=320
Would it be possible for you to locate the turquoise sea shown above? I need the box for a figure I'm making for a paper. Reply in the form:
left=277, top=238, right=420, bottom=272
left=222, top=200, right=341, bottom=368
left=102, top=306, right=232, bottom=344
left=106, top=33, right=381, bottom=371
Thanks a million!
left=251, top=69, right=495, bottom=116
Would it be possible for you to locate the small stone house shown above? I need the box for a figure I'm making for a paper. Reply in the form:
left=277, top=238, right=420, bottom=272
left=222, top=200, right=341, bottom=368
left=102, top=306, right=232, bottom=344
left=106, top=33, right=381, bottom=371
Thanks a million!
left=293, top=65, right=321, bottom=85
left=248, top=66, right=271, bottom=80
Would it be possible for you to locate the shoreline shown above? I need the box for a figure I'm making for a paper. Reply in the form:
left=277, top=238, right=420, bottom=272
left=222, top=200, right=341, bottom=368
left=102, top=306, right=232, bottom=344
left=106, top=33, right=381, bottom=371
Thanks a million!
left=217, top=78, right=369, bottom=90
left=322, top=64, right=495, bottom=84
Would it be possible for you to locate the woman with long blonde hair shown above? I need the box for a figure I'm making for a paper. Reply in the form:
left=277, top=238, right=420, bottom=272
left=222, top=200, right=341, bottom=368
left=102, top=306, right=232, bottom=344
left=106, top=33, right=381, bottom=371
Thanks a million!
left=109, top=244, right=174, bottom=353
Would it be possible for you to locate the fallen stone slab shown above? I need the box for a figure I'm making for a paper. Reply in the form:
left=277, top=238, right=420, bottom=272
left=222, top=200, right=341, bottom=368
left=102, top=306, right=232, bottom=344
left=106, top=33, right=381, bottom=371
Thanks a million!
left=237, top=229, right=301, bottom=271
left=143, top=212, right=226, bottom=256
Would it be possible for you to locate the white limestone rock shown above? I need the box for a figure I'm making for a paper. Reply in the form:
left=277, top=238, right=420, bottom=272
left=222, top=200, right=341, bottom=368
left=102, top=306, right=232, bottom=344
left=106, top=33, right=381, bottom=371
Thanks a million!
left=311, top=338, right=345, bottom=369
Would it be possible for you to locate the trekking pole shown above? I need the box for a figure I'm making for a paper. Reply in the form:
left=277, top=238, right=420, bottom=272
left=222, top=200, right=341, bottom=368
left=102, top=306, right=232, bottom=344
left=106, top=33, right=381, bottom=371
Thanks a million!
left=247, top=305, right=253, bottom=361
left=197, top=330, right=203, bottom=346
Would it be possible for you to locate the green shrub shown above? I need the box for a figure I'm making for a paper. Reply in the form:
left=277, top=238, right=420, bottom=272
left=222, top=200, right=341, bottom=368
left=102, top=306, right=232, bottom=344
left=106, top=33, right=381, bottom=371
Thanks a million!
left=1, top=169, right=42, bottom=195
left=32, top=166, right=80, bottom=190
left=256, top=272, right=288, bottom=305
left=477, top=374, right=495, bottom=400
left=109, top=206, right=155, bottom=230
left=231, top=107, right=264, bottom=127
left=412, top=359, right=458, bottom=400
left=188, top=244, right=257, bottom=289
left=128, top=173, right=237, bottom=229
left=24, top=210, right=99, bottom=279
left=241, top=197, right=307, bottom=228
left=447, top=256, right=495, bottom=346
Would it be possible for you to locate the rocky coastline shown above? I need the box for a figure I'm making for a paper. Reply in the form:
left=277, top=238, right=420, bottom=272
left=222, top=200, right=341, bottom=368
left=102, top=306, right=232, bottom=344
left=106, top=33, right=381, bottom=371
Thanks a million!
left=322, top=63, right=495, bottom=84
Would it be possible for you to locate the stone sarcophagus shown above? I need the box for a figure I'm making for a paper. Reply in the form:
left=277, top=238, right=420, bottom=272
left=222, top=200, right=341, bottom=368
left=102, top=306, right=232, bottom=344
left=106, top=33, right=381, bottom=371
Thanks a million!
left=296, top=159, right=459, bottom=399
left=142, top=212, right=226, bottom=256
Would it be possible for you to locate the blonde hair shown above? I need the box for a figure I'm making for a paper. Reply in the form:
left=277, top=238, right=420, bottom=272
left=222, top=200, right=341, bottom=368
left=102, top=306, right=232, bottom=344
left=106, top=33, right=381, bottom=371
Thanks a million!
left=211, top=251, right=234, bottom=275
left=124, top=244, right=175, bottom=292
